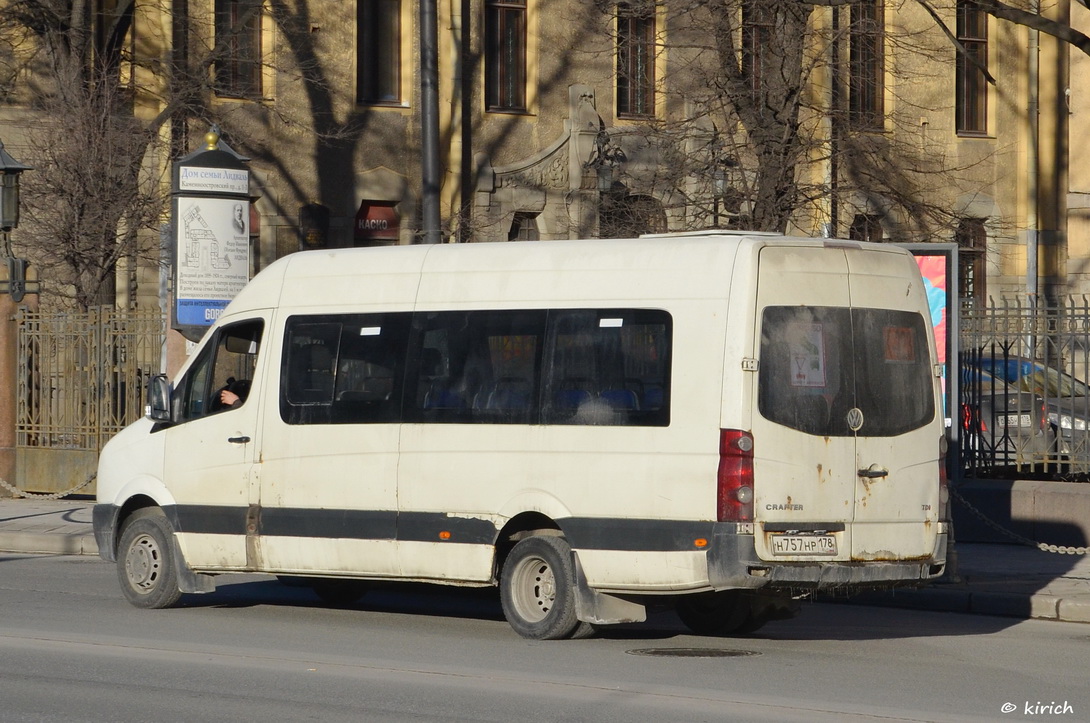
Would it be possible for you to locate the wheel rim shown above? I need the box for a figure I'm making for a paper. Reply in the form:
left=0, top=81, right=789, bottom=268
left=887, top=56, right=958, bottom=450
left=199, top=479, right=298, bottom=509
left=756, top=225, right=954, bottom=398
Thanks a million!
left=509, top=554, right=556, bottom=623
left=124, top=533, right=163, bottom=594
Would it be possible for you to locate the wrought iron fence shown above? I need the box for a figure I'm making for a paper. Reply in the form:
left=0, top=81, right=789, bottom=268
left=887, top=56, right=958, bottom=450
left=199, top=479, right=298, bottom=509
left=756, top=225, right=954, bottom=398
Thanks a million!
left=960, top=296, right=1090, bottom=480
left=16, top=307, right=165, bottom=452
left=13, top=299, right=1088, bottom=483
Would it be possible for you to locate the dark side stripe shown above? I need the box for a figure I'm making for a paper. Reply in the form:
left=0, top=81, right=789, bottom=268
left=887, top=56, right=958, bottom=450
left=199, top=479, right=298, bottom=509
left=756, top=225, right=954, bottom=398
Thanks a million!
left=165, top=504, right=714, bottom=553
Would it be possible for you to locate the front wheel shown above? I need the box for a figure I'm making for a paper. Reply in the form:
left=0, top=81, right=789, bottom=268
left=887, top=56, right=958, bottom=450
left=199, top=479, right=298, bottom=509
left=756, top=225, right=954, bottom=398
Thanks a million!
left=116, top=509, right=183, bottom=609
left=500, top=535, right=585, bottom=640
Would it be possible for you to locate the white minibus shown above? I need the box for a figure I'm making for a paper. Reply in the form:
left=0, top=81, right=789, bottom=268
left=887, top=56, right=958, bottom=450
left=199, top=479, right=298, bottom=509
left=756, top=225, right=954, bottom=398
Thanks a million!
left=93, top=232, right=949, bottom=639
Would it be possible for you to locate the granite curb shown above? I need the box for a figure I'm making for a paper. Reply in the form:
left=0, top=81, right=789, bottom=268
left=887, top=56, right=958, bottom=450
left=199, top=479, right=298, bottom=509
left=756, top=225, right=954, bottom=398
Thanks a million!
left=0, top=530, right=98, bottom=556
left=0, top=498, right=98, bottom=557
left=839, top=583, right=1090, bottom=623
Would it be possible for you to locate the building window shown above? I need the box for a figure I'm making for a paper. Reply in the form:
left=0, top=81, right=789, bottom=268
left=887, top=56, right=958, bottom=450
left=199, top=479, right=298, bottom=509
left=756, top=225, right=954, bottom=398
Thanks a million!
left=741, top=0, right=772, bottom=94
left=616, top=2, right=655, bottom=118
left=849, top=0, right=884, bottom=130
left=214, top=0, right=262, bottom=98
left=600, top=194, right=667, bottom=239
left=485, top=0, right=527, bottom=112
left=357, top=0, right=401, bottom=104
left=508, top=212, right=540, bottom=241
left=956, top=218, right=987, bottom=306
left=848, top=213, right=883, bottom=242
left=956, top=1, right=988, bottom=135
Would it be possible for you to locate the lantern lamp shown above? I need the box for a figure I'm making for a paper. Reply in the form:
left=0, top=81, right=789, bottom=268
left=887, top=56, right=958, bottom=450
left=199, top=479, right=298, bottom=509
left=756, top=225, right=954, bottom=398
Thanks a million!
left=0, top=140, right=32, bottom=232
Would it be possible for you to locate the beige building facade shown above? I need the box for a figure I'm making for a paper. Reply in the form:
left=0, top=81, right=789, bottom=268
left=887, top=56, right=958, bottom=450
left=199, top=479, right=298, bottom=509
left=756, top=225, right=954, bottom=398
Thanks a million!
left=0, top=0, right=1087, bottom=308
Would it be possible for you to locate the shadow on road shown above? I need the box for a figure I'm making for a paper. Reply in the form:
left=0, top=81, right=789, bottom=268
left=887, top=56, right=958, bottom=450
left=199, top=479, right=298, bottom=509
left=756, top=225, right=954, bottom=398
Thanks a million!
left=168, top=573, right=1026, bottom=643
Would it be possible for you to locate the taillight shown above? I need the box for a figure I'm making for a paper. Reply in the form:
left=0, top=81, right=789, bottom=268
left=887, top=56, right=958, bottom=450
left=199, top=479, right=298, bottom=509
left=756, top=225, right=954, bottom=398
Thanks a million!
left=717, top=429, right=754, bottom=522
left=961, top=404, right=987, bottom=433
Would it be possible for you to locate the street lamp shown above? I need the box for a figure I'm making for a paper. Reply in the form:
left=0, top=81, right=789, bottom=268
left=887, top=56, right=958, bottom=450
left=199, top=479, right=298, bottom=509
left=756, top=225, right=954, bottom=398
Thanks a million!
left=0, top=139, right=34, bottom=301
left=0, top=139, right=32, bottom=253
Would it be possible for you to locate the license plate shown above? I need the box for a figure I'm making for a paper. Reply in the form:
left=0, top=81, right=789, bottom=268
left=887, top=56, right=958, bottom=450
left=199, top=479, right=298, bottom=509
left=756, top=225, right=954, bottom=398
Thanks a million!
left=770, top=534, right=838, bottom=556
left=997, top=414, right=1031, bottom=428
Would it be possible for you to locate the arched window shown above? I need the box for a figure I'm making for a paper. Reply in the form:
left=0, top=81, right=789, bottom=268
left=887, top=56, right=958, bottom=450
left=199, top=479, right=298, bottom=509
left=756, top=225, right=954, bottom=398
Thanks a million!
left=508, top=212, right=540, bottom=241
left=956, top=218, right=987, bottom=306
left=600, top=194, right=667, bottom=238
left=848, top=214, right=883, bottom=243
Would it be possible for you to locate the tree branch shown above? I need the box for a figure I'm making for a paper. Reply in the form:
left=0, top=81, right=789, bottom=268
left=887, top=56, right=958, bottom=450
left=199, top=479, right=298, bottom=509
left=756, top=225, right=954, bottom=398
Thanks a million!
left=914, top=0, right=996, bottom=85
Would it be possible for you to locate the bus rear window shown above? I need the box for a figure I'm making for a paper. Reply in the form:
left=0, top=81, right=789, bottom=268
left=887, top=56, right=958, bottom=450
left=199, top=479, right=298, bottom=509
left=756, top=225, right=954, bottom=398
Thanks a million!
left=758, top=306, right=934, bottom=437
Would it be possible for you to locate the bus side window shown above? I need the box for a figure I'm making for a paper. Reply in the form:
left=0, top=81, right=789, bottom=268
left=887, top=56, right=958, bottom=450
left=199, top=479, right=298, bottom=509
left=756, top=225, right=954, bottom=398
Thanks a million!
left=280, top=313, right=411, bottom=425
left=541, top=310, right=671, bottom=426
left=406, top=310, right=545, bottom=424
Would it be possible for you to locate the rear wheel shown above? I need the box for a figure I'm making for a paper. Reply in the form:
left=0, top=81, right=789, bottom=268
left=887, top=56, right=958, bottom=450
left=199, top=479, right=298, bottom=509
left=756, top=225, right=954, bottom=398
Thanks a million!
left=500, top=536, right=585, bottom=640
left=311, top=579, right=369, bottom=606
left=116, top=509, right=182, bottom=609
left=675, top=591, right=752, bottom=636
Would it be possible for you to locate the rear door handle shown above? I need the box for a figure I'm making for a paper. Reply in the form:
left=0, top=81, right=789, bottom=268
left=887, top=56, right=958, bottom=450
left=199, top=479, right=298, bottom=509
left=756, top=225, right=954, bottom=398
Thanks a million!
left=858, top=465, right=888, bottom=478
left=228, top=435, right=251, bottom=444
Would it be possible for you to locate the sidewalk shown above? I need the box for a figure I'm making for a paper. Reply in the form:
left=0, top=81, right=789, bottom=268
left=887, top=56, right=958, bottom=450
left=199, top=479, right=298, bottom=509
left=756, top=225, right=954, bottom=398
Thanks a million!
left=1, top=496, right=1089, bottom=624
left=0, top=497, right=98, bottom=556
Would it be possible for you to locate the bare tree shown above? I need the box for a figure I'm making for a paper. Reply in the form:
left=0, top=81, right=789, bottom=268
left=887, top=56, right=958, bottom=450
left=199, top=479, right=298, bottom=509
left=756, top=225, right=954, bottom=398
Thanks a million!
left=0, top=0, right=345, bottom=309
left=587, top=0, right=1090, bottom=245
left=587, top=0, right=1008, bottom=241
left=23, top=67, right=164, bottom=309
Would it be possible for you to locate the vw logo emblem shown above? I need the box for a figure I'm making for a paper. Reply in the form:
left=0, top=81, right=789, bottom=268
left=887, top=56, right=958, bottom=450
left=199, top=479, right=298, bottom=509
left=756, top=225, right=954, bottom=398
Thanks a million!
left=846, top=408, right=864, bottom=431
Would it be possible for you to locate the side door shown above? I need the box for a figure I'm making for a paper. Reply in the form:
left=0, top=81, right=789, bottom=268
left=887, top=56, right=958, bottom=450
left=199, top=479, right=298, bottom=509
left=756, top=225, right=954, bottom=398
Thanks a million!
left=163, top=316, right=267, bottom=570
left=256, top=313, right=410, bottom=576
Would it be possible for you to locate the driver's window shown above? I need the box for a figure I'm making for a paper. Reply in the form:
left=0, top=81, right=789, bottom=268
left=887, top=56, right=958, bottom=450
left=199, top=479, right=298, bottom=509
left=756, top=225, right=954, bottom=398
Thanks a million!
left=176, top=319, right=264, bottom=422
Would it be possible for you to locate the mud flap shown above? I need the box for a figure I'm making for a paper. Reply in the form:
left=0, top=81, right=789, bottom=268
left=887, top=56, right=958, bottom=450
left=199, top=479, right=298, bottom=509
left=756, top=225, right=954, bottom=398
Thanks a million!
left=172, top=536, right=216, bottom=594
left=571, top=551, right=646, bottom=625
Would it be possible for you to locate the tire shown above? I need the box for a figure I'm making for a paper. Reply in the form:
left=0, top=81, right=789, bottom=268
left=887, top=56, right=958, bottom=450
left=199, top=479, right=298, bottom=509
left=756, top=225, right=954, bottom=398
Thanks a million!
left=116, top=509, right=183, bottom=609
left=276, top=575, right=311, bottom=588
left=675, top=591, right=752, bottom=636
left=732, top=609, right=769, bottom=635
left=500, top=536, right=584, bottom=640
left=311, top=579, right=369, bottom=606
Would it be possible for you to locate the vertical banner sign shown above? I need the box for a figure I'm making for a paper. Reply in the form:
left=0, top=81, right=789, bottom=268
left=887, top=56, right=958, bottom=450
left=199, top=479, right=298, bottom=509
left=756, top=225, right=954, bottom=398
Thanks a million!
left=899, top=243, right=959, bottom=479
left=171, top=137, right=251, bottom=341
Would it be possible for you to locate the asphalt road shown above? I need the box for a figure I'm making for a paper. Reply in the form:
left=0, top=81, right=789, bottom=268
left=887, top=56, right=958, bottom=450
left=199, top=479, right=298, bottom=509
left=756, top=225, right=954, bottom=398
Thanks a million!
left=1, top=553, right=1087, bottom=723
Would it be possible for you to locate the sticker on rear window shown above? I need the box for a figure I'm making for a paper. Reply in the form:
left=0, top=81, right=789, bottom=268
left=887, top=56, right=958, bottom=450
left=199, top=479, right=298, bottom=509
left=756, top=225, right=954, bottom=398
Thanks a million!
left=788, top=323, right=827, bottom=387
left=883, top=326, right=917, bottom=362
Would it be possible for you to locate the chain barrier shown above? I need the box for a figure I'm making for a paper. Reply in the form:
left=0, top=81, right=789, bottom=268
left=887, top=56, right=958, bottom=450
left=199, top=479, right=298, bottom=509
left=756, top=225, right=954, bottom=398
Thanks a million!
left=0, top=473, right=96, bottom=501
left=950, top=485, right=1089, bottom=555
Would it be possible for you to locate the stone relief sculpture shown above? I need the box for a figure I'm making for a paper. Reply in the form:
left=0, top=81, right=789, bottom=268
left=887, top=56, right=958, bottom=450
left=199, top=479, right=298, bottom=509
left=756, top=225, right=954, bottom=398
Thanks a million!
left=474, top=85, right=622, bottom=242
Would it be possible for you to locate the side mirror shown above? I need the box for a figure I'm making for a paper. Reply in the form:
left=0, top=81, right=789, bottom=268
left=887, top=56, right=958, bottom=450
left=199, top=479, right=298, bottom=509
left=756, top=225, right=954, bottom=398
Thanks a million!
left=146, top=374, right=173, bottom=423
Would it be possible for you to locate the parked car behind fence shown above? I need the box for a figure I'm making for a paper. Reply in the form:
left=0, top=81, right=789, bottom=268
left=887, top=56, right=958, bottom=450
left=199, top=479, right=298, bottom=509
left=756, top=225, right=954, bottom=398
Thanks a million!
left=960, top=366, right=1055, bottom=477
left=963, top=351, right=1090, bottom=478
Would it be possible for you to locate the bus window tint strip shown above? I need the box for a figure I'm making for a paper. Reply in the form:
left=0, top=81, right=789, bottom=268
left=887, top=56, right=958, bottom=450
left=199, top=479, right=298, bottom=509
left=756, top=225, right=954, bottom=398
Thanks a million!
left=280, top=308, right=672, bottom=426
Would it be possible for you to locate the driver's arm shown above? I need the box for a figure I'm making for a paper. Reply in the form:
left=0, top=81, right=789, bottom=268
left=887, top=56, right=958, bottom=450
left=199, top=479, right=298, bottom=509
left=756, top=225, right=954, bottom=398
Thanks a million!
left=220, top=388, right=242, bottom=408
